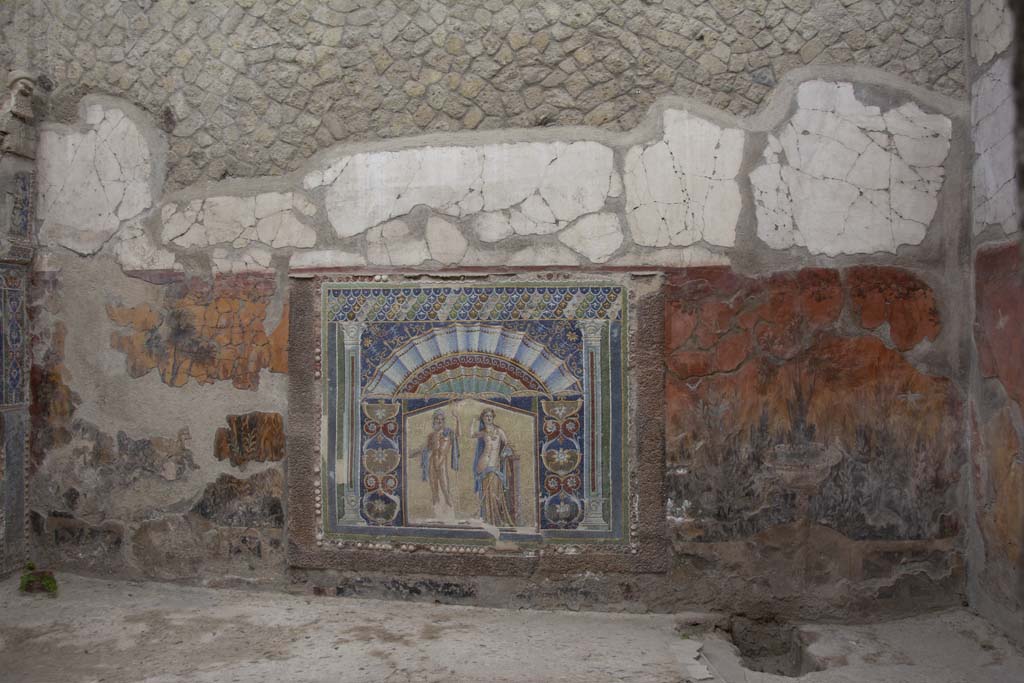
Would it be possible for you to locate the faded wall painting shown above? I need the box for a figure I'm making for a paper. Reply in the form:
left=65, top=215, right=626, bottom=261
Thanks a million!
left=320, top=281, right=627, bottom=547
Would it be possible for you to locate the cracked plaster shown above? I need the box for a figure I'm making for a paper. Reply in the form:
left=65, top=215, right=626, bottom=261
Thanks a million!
left=971, top=0, right=1015, bottom=65
left=425, top=216, right=468, bottom=265
left=38, top=103, right=154, bottom=256
left=559, top=213, right=624, bottom=264
left=161, top=191, right=317, bottom=249
left=114, top=224, right=180, bottom=274
left=289, top=249, right=366, bottom=270
left=37, top=74, right=960, bottom=273
left=751, top=80, right=952, bottom=256
left=307, top=141, right=616, bottom=239
left=366, top=219, right=431, bottom=267
left=211, top=246, right=274, bottom=275
left=972, top=57, right=1019, bottom=236
left=624, top=110, right=744, bottom=248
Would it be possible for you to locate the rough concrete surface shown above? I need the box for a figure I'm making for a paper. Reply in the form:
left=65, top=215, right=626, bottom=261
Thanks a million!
left=0, top=574, right=1022, bottom=683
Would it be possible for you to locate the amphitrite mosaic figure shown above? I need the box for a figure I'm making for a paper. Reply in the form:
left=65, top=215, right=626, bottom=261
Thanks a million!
left=472, top=407, right=518, bottom=527
left=418, top=409, right=460, bottom=510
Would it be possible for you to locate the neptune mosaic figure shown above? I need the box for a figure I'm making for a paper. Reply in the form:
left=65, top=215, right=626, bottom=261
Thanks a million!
left=471, top=407, right=518, bottom=527
left=419, top=409, right=459, bottom=509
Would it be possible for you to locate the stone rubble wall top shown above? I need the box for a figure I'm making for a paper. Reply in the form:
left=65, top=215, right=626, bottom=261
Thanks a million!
left=2, top=0, right=967, bottom=189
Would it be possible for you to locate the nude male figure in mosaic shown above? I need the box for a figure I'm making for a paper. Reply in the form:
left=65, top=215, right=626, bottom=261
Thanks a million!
left=419, top=409, right=459, bottom=509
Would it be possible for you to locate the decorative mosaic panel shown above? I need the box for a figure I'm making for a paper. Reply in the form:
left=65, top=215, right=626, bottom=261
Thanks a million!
left=0, top=266, right=25, bottom=406
left=9, top=172, right=33, bottom=237
left=320, top=281, right=628, bottom=547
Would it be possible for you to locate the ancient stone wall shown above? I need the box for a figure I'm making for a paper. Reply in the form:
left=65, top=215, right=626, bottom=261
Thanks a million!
left=968, top=0, right=1024, bottom=641
left=17, top=47, right=975, bottom=619
left=2, top=0, right=966, bottom=190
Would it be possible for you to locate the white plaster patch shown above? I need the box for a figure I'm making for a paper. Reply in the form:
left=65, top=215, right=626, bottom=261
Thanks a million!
left=971, top=0, right=1014, bottom=65
left=160, top=192, right=317, bottom=249
left=425, top=216, right=468, bottom=264
left=114, top=224, right=179, bottom=272
left=507, top=244, right=580, bottom=266
left=38, top=104, right=154, bottom=255
left=539, top=142, right=616, bottom=220
left=311, top=142, right=615, bottom=239
left=289, top=250, right=367, bottom=269
left=624, top=110, right=744, bottom=249
left=366, top=220, right=430, bottom=266
left=211, top=246, right=274, bottom=274
left=558, top=213, right=624, bottom=263
left=973, top=57, right=1019, bottom=236
left=459, top=246, right=511, bottom=267
left=751, top=81, right=951, bottom=256
left=610, top=246, right=730, bottom=267
left=459, top=242, right=579, bottom=267
left=473, top=212, right=514, bottom=243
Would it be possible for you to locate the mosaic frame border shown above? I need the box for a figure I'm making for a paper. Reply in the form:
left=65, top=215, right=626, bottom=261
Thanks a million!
left=286, top=271, right=668, bottom=575
left=319, top=278, right=628, bottom=546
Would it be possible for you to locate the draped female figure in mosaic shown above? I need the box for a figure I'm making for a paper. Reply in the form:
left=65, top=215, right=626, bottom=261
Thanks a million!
left=471, top=408, right=518, bottom=527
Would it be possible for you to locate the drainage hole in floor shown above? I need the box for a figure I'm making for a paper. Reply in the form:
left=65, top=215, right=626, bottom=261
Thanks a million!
left=728, top=617, right=826, bottom=678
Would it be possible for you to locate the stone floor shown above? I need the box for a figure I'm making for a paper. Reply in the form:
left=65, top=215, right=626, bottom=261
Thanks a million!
left=0, top=574, right=1021, bottom=683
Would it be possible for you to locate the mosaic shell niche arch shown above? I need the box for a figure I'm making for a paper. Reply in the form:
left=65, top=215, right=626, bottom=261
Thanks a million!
left=314, top=275, right=635, bottom=554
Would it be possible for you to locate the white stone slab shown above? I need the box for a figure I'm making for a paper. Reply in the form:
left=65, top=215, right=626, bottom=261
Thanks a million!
left=751, top=80, right=952, bottom=256
left=38, top=104, right=154, bottom=255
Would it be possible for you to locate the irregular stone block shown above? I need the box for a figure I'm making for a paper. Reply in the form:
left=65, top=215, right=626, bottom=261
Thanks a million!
left=214, top=412, right=285, bottom=467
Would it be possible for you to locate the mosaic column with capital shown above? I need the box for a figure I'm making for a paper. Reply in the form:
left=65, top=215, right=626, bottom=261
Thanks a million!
left=338, top=321, right=366, bottom=525
left=579, top=318, right=609, bottom=530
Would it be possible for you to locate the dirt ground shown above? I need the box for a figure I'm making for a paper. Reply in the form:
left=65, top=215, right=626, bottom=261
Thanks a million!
left=0, top=573, right=1022, bottom=683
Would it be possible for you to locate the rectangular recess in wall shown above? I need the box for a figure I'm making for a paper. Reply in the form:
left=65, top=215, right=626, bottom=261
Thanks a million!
left=287, top=273, right=667, bottom=575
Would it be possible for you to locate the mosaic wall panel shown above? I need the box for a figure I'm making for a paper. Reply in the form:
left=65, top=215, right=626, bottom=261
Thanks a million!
left=320, top=282, right=628, bottom=547
left=0, top=265, right=25, bottom=406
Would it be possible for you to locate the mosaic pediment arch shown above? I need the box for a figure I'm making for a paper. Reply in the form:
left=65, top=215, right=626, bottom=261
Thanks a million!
left=365, top=323, right=582, bottom=399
